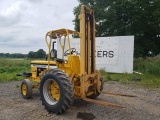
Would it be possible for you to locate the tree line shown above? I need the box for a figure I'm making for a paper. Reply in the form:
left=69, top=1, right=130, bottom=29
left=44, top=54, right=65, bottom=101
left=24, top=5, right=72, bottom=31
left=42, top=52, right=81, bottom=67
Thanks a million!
left=0, top=49, right=46, bottom=59
left=73, top=0, right=160, bottom=57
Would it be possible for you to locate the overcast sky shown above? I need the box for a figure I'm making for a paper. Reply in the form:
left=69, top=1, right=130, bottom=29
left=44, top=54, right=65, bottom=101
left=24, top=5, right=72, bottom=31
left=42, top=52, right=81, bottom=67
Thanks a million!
left=0, top=0, right=79, bottom=54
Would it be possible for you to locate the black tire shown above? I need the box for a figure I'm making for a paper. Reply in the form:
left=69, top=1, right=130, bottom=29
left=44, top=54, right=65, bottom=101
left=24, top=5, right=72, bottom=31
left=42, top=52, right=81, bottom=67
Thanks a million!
left=39, top=69, right=74, bottom=114
left=88, top=77, right=104, bottom=99
left=21, top=79, right=32, bottom=99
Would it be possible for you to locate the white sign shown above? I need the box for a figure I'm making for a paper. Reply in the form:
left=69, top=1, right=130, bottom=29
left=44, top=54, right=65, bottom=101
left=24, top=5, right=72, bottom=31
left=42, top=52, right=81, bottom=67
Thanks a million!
left=57, top=36, right=134, bottom=73
left=96, top=37, right=118, bottom=65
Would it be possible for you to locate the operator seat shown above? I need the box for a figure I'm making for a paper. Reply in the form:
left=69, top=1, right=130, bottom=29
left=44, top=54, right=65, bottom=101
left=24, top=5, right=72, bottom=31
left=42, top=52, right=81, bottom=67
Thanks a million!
left=56, top=58, right=64, bottom=63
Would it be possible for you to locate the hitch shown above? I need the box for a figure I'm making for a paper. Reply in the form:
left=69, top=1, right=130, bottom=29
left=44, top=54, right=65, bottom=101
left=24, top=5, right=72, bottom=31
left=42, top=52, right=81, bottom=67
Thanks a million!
left=16, top=72, right=32, bottom=77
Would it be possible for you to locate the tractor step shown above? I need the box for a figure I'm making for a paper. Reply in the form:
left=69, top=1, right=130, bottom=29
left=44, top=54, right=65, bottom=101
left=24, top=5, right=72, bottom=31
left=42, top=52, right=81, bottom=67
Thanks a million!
left=82, top=97, right=125, bottom=108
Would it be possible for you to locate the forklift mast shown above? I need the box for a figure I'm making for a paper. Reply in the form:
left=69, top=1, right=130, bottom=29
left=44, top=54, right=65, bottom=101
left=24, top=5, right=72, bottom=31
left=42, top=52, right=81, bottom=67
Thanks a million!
left=79, top=5, right=96, bottom=75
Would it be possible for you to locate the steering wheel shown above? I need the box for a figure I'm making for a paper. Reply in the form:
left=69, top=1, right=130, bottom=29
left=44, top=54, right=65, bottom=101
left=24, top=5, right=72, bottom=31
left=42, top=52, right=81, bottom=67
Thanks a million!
left=64, top=48, right=76, bottom=56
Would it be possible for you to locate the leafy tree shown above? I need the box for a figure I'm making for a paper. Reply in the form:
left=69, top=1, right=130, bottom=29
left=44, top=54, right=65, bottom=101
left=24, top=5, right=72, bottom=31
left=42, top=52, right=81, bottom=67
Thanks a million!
left=0, top=53, right=27, bottom=58
left=27, top=49, right=46, bottom=59
left=73, top=0, right=160, bottom=57
left=36, top=49, right=46, bottom=58
left=27, top=51, right=36, bottom=58
left=0, top=53, right=5, bottom=57
left=0, top=49, right=46, bottom=58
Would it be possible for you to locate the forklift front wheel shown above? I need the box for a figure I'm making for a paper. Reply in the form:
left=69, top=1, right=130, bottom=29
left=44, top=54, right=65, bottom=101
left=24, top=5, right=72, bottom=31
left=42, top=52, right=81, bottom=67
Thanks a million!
left=21, top=79, right=32, bottom=99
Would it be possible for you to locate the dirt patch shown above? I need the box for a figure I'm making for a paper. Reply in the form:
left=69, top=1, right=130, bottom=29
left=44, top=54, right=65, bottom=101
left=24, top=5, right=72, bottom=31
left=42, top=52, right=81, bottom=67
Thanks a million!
left=0, top=81, right=160, bottom=120
left=77, top=112, right=96, bottom=120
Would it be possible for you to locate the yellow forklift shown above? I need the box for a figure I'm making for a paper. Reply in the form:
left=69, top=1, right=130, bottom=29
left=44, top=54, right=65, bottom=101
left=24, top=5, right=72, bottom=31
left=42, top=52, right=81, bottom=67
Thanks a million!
left=18, top=5, right=135, bottom=114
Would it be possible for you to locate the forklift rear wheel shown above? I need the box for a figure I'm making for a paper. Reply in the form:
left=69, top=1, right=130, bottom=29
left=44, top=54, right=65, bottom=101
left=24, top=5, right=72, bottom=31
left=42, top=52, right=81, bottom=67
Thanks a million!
left=88, top=77, right=104, bottom=99
left=40, top=69, right=74, bottom=114
left=21, top=79, right=32, bottom=99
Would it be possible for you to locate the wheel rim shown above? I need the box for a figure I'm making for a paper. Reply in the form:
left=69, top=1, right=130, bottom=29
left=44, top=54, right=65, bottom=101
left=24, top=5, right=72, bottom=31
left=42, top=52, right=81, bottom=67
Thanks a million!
left=22, top=84, right=27, bottom=95
left=43, top=79, right=60, bottom=105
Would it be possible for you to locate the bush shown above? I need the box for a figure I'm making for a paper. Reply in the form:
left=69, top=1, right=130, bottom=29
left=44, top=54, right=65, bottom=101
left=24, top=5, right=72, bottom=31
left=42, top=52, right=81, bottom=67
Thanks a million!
left=134, top=57, right=160, bottom=76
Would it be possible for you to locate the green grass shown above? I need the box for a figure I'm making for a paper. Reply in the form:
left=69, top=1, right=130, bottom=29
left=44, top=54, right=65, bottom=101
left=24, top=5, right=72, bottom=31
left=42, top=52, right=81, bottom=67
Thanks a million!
left=105, top=73, right=160, bottom=88
left=134, top=57, right=160, bottom=76
left=100, top=57, right=160, bottom=88
left=0, top=57, right=160, bottom=88
left=0, top=58, right=30, bottom=82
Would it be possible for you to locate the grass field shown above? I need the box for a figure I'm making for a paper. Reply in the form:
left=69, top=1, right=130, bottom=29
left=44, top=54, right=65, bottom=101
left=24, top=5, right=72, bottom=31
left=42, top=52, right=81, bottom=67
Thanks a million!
left=100, top=57, right=160, bottom=88
left=101, top=71, right=160, bottom=88
left=0, top=57, right=160, bottom=88
left=0, top=58, right=30, bottom=82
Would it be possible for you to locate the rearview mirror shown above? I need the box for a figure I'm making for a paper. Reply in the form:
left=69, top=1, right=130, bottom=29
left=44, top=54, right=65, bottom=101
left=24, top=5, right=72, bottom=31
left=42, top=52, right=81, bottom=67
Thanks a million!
left=51, top=49, right=56, bottom=59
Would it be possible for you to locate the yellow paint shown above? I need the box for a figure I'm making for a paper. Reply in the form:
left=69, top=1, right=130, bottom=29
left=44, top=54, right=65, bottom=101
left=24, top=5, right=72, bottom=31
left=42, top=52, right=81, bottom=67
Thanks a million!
left=22, top=84, right=27, bottom=96
left=31, top=66, right=37, bottom=77
left=27, top=5, right=102, bottom=99
left=50, top=80, right=60, bottom=101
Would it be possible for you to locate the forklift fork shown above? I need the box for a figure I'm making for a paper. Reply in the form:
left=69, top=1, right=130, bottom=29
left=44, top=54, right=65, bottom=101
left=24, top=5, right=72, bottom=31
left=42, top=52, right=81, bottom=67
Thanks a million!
left=83, top=91, right=136, bottom=108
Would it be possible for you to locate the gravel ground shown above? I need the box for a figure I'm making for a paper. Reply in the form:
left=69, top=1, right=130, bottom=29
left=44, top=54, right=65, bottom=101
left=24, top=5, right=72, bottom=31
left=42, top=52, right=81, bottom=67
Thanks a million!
left=0, top=81, right=160, bottom=120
